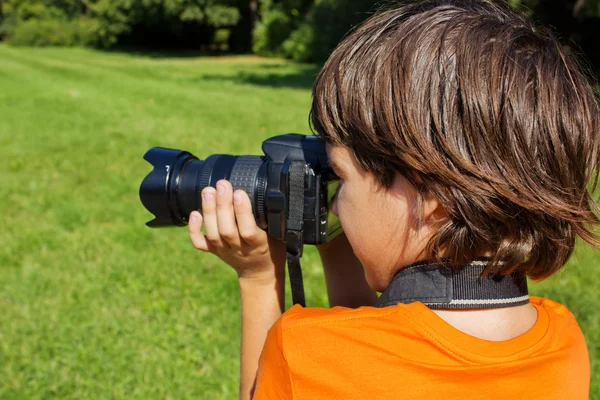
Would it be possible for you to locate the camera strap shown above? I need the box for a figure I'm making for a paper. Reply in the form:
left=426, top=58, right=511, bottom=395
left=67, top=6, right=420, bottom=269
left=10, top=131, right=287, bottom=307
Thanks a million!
left=375, top=258, right=529, bottom=309
left=286, top=161, right=307, bottom=307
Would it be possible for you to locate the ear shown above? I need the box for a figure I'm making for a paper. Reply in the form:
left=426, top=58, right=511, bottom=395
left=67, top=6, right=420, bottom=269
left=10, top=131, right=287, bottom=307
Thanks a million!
left=421, top=189, right=444, bottom=223
left=402, top=172, right=445, bottom=227
left=388, top=172, right=444, bottom=228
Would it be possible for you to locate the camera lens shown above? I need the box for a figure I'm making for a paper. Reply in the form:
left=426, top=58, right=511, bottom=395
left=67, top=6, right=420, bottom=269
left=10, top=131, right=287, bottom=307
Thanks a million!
left=140, top=147, right=268, bottom=228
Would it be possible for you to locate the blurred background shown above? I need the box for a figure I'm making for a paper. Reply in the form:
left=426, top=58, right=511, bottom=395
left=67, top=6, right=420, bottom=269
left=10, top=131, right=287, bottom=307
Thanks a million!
left=0, top=0, right=599, bottom=67
left=0, top=0, right=599, bottom=399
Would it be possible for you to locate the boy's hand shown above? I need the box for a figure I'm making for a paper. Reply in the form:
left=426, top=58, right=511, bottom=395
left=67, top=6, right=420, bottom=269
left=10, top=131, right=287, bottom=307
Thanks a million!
left=188, top=179, right=287, bottom=281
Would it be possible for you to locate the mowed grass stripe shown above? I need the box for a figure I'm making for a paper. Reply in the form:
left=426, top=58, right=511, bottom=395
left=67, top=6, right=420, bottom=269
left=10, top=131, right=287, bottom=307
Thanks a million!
left=0, top=45, right=324, bottom=399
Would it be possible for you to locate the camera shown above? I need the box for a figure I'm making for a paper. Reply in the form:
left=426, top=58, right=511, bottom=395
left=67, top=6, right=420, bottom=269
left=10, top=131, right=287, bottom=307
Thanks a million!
left=139, top=134, right=342, bottom=245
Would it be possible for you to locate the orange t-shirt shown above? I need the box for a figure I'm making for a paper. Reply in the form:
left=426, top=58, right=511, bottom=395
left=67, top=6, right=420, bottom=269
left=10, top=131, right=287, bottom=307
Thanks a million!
left=253, top=296, right=589, bottom=399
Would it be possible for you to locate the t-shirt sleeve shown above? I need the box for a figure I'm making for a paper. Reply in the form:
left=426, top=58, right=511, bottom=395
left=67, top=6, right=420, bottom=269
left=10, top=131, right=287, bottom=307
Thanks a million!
left=252, top=317, right=293, bottom=399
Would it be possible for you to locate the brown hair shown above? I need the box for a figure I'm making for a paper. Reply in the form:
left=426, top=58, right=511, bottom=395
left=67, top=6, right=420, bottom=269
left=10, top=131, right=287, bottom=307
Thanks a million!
left=311, top=0, right=600, bottom=279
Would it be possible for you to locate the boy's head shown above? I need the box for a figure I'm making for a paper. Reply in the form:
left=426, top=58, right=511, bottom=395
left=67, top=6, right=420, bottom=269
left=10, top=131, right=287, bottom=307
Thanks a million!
left=311, top=0, right=600, bottom=281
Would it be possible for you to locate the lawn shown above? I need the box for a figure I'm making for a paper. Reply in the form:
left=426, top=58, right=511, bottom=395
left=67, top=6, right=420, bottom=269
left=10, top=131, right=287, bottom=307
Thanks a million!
left=0, top=45, right=598, bottom=399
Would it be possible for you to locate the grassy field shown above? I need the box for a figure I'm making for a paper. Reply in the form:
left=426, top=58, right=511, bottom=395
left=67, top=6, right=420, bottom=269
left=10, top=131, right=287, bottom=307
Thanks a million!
left=0, top=44, right=598, bottom=399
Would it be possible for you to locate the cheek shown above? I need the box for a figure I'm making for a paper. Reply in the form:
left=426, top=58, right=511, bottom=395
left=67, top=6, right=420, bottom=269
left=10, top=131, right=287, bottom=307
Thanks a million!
left=335, top=183, right=367, bottom=247
left=336, top=188, right=389, bottom=290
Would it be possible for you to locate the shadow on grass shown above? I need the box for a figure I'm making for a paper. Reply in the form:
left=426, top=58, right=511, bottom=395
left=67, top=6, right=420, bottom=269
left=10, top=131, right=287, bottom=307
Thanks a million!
left=106, top=47, right=322, bottom=90
left=105, top=46, right=235, bottom=59
left=194, top=67, right=322, bottom=90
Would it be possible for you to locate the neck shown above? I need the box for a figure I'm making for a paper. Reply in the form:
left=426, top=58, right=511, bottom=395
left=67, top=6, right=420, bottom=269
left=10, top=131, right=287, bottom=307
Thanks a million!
left=432, top=303, right=538, bottom=341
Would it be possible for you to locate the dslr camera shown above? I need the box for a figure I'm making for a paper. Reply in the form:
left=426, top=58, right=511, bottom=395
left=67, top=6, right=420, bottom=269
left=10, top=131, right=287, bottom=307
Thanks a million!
left=139, top=134, right=342, bottom=245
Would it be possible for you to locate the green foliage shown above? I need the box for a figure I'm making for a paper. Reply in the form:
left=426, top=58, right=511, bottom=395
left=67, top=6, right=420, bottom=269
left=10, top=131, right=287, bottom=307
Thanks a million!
left=583, top=0, right=600, bottom=16
left=276, top=0, right=377, bottom=63
left=253, top=0, right=312, bottom=56
left=254, top=0, right=378, bottom=62
left=8, top=18, right=76, bottom=47
left=1, top=0, right=244, bottom=48
left=507, top=0, right=538, bottom=15
left=214, top=28, right=231, bottom=44
left=253, top=8, right=292, bottom=56
left=282, top=22, right=313, bottom=62
left=2, top=0, right=600, bottom=58
left=0, top=1, right=95, bottom=47
left=260, top=0, right=600, bottom=70
left=205, top=4, right=241, bottom=27
left=82, top=0, right=137, bottom=48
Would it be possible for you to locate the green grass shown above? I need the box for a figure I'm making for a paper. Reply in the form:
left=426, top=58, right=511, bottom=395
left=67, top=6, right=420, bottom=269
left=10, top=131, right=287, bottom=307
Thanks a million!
left=0, top=44, right=598, bottom=399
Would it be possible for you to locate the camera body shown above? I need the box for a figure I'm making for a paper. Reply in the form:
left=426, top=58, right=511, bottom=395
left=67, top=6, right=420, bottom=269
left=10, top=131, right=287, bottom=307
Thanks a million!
left=255, top=134, right=334, bottom=244
left=139, top=134, right=342, bottom=245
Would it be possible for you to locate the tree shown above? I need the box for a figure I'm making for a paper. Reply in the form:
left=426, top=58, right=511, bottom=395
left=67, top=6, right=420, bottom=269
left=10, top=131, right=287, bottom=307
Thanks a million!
left=258, top=0, right=600, bottom=73
left=0, top=0, right=246, bottom=48
left=228, top=0, right=259, bottom=53
left=252, top=0, right=314, bottom=57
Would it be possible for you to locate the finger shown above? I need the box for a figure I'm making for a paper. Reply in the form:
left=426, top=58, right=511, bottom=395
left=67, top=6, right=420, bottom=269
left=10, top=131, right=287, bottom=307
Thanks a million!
left=234, top=189, right=267, bottom=246
left=201, top=186, right=224, bottom=247
left=216, top=180, right=242, bottom=248
left=188, top=211, right=215, bottom=252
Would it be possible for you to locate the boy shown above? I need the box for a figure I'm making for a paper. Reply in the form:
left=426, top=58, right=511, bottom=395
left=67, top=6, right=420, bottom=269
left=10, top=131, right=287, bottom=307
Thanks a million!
left=188, top=0, right=598, bottom=398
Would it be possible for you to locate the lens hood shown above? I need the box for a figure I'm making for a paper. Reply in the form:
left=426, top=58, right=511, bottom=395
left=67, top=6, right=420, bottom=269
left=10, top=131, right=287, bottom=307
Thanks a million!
left=139, top=147, right=198, bottom=227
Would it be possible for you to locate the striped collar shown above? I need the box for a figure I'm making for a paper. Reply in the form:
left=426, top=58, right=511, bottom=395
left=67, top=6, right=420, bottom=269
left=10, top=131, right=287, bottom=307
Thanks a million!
left=375, top=258, right=529, bottom=310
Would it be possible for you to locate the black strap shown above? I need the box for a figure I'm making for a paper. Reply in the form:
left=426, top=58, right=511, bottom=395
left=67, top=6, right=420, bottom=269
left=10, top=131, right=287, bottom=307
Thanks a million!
left=286, top=161, right=306, bottom=307
left=375, top=258, right=529, bottom=309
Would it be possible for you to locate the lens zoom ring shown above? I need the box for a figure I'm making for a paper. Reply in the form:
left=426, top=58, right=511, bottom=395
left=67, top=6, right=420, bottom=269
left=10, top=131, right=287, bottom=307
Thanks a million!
left=197, top=155, right=219, bottom=208
left=229, top=156, right=263, bottom=203
left=256, top=172, right=267, bottom=224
